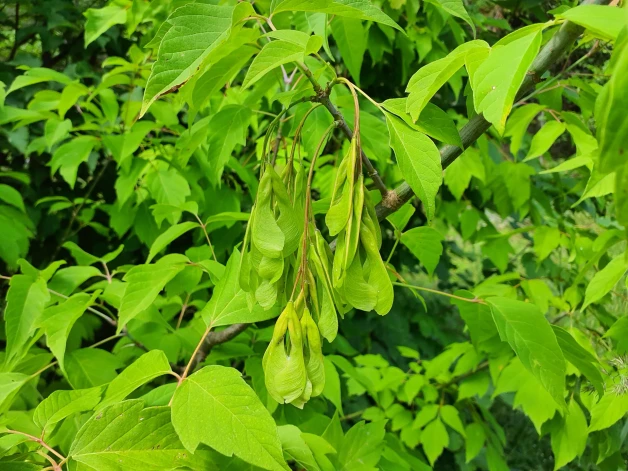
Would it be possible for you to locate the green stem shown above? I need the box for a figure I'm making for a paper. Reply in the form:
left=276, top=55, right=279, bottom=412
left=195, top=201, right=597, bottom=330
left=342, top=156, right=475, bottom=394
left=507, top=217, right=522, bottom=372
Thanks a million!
left=194, top=214, right=218, bottom=262
left=386, top=235, right=400, bottom=264
left=392, top=282, right=485, bottom=304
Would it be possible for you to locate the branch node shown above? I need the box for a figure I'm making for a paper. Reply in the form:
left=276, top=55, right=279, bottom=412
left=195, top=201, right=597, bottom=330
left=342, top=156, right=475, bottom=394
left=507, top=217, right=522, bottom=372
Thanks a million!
left=382, top=190, right=400, bottom=209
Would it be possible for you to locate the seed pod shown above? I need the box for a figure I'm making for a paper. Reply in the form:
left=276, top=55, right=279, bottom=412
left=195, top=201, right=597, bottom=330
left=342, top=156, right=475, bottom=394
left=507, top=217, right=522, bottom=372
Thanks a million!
left=262, top=302, right=307, bottom=404
left=360, top=222, right=393, bottom=315
left=252, top=170, right=285, bottom=259
left=325, top=155, right=352, bottom=236
left=240, top=163, right=304, bottom=310
left=342, top=249, right=378, bottom=312
left=291, top=306, right=325, bottom=409
left=309, top=239, right=339, bottom=342
left=301, top=307, right=325, bottom=397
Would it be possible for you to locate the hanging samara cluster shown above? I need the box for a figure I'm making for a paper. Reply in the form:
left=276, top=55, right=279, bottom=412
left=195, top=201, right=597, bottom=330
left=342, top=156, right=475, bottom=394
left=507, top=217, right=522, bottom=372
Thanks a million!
left=239, top=109, right=393, bottom=408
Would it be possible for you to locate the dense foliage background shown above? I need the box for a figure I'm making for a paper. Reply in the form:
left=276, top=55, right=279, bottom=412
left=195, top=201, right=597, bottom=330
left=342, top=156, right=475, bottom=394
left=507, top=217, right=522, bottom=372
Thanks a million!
left=0, top=0, right=627, bottom=469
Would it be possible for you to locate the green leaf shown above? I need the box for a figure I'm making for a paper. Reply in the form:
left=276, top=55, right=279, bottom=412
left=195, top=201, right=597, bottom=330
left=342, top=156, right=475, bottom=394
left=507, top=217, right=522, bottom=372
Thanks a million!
left=84, top=5, right=128, bottom=47
left=458, top=371, right=490, bottom=400
left=103, top=121, right=159, bottom=166
left=421, top=417, right=448, bottom=466
left=444, top=147, right=485, bottom=200
left=244, top=41, right=306, bottom=89
left=616, top=164, right=628, bottom=230
left=146, top=221, right=200, bottom=263
left=331, top=17, right=366, bottom=86
left=539, top=154, right=592, bottom=175
left=500, top=161, right=535, bottom=211
left=550, top=400, right=588, bottom=470
left=38, top=292, right=98, bottom=370
left=264, top=30, right=323, bottom=54
left=557, top=5, right=624, bottom=42
left=551, top=326, right=604, bottom=396
left=405, top=40, right=489, bottom=121
left=588, top=391, right=628, bottom=432
left=605, top=316, right=628, bottom=353
left=141, top=2, right=253, bottom=116
left=510, top=361, right=560, bottom=433
left=465, top=423, right=486, bottom=463
left=0, top=184, right=26, bottom=213
left=322, top=357, right=343, bottom=413
left=400, top=226, right=443, bottom=276
left=44, top=118, right=72, bottom=151
left=33, top=387, right=102, bottom=438
left=117, top=254, right=188, bottom=332
left=382, top=98, right=462, bottom=148
left=171, top=365, right=289, bottom=471
left=429, top=0, right=475, bottom=36
left=271, top=0, right=402, bottom=31
left=70, top=400, right=208, bottom=470
left=99, top=350, right=172, bottom=409
left=192, top=45, right=258, bottom=109
left=337, top=420, right=386, bottom=471
left=201, top=249, right=279, bottom=328
left=65, top=348, right=120, bottom=390
left=49, top=136, right=99, bottom=189
left=0, top=372, right=29, bottom=413
left=440, top=405, right=466, bottom=437
left=403, top=374, right=425, bottom=404
left=146, top=167, right=191, bottom=209
left=487, top=297, right=567, bottom=409
left=3, top=274, right=50, bottom=364
left=62, top=241, right=101, bottom=266
left=385, top=114, right=442, bottom=222
left=523, top=120, right=566, bottom=162
left=533, top=226, right=561, bottom=262
left=582, top=252, right=628, bottom=310
left=452, top=290, right=499, bottom=347
left=204, top=211, right=250, bottom=227
left=7, top=68, right=73, bottom=95
left=471, top=25, right=544, bottom=134
left=386, top=203, right=415, bottom=232
left=203, top=105, right=252, bottom=185
left=0, top=463, right=40, bottom=471
left=278, top=425, right=321, bottom=471
left=504, top=103, right=545, bottom=155
left=596, top=41, right=628, bottom=174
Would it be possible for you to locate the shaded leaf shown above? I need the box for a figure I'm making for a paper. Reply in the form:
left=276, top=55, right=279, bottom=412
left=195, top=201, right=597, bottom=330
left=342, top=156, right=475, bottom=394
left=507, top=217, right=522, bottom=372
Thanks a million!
left=400, top=226, right=443, bottom=276
left=487, top=297, right=566, bottom=409
left=582, top=252, right=628, bottom=310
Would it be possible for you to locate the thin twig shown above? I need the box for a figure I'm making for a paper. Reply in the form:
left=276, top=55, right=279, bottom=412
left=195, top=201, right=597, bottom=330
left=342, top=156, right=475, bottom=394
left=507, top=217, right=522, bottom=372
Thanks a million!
left=176, top=294, right=191, bottom=329
left=48, top=288, right=117, bottom=326
left=37, top=449, right=61, bottom=471
left=296, top=62, right=391, bottom=200
left=194, top=214, right=218, bottom=262
left=191, top=323, right=250, bottom=371
left=48, top=157, right=112, bottom=264
left=4, top=429, right=66, bottom=464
